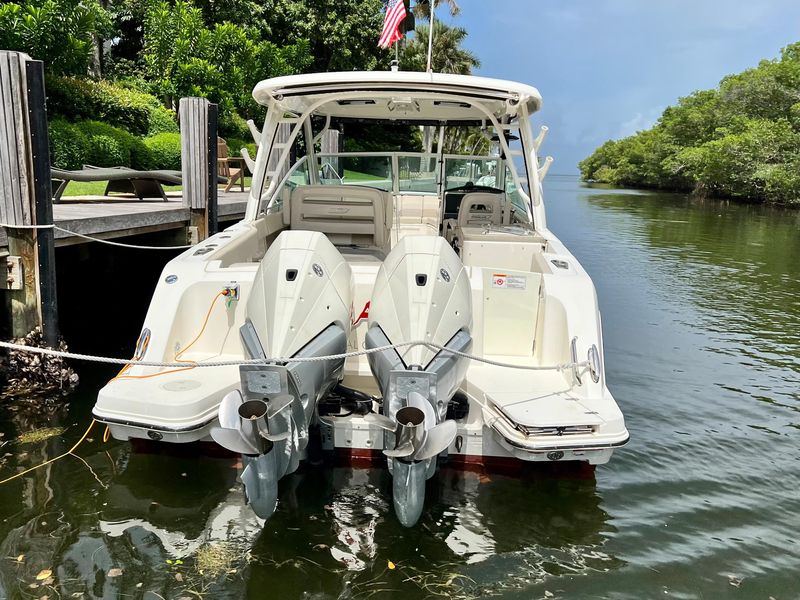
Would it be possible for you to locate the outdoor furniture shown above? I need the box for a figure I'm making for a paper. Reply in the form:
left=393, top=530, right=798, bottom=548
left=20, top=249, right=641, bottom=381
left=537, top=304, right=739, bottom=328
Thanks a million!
left=217, top=138, right=245, bottom=192
left=51, top=167, right=183, bottom=202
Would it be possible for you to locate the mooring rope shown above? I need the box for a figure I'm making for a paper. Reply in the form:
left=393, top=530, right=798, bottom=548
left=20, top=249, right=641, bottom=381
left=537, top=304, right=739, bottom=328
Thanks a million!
left=52, top=226, right=193, bottom=250
left=0, top=222, right=193, bottom=250
left=0, top=339, right=588, bottom=372
left=0, top=222, right=55, bottom=230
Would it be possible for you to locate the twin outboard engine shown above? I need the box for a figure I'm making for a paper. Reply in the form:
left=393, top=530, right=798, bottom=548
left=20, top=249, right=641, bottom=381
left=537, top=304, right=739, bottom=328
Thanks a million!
left=365, top=236, right=472, bottom=526
left=211, top=231, right=352, bottom=519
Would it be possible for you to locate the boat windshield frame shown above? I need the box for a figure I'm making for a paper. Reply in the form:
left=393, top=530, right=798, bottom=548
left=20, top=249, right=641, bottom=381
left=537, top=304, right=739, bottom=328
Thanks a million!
left=264, top=150, right=533, bottom=225
left=243, top=81, right=548, bottom=230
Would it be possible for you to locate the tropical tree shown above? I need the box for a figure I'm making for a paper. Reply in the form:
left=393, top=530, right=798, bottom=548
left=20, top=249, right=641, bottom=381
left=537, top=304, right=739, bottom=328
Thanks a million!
left=413, top=0, right=460, bottom=19
left=400, top=8, right=480, bottom=155
left=259, top=0, right=386, bottom=72
left=580, top=40, right=800, bottom=205
left=401, top=22, right=478, bottom=75
left=143, top=0, right=311, bottom=120
left=0, top=0, right=112, bottom=76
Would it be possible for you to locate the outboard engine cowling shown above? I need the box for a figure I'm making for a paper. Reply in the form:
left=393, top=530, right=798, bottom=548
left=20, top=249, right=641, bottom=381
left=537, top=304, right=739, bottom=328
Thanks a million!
left=365, top=235, right=472, bottom=526
left=211, top=230, right=352, bottom=520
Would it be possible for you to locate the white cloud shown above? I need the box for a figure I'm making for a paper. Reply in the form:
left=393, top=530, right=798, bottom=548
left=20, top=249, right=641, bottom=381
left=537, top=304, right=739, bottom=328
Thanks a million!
left=616, top=107, right=664, bottom=138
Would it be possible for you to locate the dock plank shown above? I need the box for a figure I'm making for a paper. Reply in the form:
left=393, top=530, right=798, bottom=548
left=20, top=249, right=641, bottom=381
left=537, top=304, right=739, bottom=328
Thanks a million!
left=0, top=191, right=248, bottom=254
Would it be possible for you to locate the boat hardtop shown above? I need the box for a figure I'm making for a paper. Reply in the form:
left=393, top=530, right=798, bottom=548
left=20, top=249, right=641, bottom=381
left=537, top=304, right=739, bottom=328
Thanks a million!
left=253, top=70, right=542, bottom=112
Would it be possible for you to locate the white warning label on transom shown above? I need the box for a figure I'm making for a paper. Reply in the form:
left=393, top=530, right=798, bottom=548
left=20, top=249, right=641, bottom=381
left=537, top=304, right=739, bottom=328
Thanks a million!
left=491, top=273, right=526, bottom=289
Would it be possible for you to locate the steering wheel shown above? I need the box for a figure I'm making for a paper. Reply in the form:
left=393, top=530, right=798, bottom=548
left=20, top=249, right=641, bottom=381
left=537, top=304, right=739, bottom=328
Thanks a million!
left=447, top=183, right=503, bottom=194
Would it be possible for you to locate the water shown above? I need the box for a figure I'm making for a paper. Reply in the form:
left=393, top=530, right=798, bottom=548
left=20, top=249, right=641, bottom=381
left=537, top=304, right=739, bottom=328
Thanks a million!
left=1, top=176, right=799, bottom=599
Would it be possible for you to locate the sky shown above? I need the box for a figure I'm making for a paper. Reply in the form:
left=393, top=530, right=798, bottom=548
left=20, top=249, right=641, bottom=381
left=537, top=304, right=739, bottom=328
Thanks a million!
left=430, top=0, right=800, bottom=172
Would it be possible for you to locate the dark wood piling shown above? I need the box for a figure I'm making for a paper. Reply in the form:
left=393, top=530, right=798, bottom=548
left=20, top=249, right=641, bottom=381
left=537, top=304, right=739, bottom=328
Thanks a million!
left=1, top=52, right=238, bottom=351
left=179, top=97, right=220, bottom=242
left=0, top=51, right=57, bottom=346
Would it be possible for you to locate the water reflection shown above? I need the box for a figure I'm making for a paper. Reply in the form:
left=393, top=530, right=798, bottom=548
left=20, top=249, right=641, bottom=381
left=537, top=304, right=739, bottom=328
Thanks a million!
left=546, top=176, right=800, bottom=598
left=240, top=464, right=615, bottom=599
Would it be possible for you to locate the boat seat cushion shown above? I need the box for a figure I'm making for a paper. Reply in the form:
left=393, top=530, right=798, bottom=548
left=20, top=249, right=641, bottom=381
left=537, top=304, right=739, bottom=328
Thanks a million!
left=457, top=192, right=505, bottom=227
left=289, top=185, right=392, bottom=250
left=394, top=194, right=440, bottom=226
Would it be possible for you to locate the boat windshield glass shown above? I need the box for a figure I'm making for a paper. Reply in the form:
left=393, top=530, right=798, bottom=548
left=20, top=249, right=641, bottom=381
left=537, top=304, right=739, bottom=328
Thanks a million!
left=262, top=116, right=533, bottom=224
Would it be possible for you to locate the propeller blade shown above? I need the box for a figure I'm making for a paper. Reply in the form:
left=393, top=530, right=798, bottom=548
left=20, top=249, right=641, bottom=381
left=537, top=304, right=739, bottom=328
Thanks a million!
left=267, top=394, right=294, bottom=418
left=219, top=390, right=244, bottom=429
left=384, top=441, right=414, bottom=458
left=363, top=412, right=396, bottom=431
left=406, top=391, right=435, bottom=424
left=241, top=452, right=279, bottom=520
left=210, top=426, right=260, bottom=455
left=415, top=420, right=457, bottom=460
left=261, top=430, right=291, bottom=442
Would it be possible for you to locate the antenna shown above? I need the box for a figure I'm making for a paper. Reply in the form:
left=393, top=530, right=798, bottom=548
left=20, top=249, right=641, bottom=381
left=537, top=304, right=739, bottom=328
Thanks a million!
left=426, top=2, right=435, bottom=72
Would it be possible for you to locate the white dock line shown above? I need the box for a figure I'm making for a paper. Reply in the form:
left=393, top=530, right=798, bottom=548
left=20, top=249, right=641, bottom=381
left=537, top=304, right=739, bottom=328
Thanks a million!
left=0, top=340, right=589, bottom=372
left=0, top=222, right=193, bottom=250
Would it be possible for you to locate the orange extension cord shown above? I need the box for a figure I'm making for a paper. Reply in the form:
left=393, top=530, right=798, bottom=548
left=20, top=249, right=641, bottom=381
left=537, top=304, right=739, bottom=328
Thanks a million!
left=110, top=290, right=226, bottom=382
left=0, top=290, right=229, bottom=486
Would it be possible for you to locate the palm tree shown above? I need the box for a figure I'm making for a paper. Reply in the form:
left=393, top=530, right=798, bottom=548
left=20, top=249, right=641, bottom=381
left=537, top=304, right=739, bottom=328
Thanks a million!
left=401, top=21, right=478, bottom=75
left=412, top=0, right=460, bottom=20
left=401, top=20, right=480, bottom=155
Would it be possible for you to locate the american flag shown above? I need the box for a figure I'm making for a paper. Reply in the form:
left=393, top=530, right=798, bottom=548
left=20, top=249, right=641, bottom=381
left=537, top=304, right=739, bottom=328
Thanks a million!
left=378, top=0, right=407, bottom=48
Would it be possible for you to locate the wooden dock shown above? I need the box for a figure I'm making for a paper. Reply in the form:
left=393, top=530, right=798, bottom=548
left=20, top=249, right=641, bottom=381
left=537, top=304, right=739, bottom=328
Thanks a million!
left=1, top=50, right=241, bottom=344
left=0, top=191, right=248, bottom=257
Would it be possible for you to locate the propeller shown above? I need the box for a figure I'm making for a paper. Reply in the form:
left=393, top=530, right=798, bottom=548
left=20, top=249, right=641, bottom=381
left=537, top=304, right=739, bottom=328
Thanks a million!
left=210, top=391, right=293, bottom=455
left=367, top=391, right=458, bottom=527
left=369, top=392, right=457, bottom=462
left=211, top=390, right=295, bottom=520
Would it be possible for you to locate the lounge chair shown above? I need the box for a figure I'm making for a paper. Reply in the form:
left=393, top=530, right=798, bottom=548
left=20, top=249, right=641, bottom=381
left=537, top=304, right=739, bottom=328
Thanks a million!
left=51, top=167, right=184, bottom=202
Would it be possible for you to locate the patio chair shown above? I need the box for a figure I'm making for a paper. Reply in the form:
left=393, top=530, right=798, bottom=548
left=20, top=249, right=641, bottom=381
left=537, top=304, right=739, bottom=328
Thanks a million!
left=217, top=138, right=245, bottom=193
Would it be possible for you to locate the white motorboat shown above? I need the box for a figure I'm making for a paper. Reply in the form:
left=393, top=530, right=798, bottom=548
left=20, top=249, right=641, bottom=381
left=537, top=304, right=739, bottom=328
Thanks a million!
left=93, top=70, right=629, bottom=526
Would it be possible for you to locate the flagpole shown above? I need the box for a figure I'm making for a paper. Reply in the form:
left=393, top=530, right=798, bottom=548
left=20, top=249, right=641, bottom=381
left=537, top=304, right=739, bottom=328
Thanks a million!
left=426, top=1, right=435, bottom=72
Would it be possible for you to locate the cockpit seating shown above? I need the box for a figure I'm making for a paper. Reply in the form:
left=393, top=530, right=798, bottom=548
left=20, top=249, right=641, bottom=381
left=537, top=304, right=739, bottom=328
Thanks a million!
left=288, top=185, right=392, bottom=252
left=457, top=192, right=505, bottom=227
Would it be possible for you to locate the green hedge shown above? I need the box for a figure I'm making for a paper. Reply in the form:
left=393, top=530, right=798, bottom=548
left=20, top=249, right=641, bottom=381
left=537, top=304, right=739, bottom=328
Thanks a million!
left=148, top=106, right=179, bottom=135
left=49, top=119, right=155, bottom=170
left=46, top=75, right=177, bottom=136
left=225, top=138, right=257, bottom=159
left=49, top=119, right=89, bottom=170
left=78, top=121, right=136, bottom=168
left=143, top=133, right=182, bottom=171
left=219, top=109, right=251, bottom=140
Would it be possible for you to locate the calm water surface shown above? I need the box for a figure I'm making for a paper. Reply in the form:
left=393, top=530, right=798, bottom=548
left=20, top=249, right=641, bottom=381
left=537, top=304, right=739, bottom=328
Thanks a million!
left=1, top=177, right=798, bottom=599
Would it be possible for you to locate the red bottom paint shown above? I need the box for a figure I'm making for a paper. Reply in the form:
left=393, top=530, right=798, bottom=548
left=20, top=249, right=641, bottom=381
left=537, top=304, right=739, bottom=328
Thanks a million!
left=128, top=441, right=596, bottom=479
left=330, top=448, right=596, bottom=479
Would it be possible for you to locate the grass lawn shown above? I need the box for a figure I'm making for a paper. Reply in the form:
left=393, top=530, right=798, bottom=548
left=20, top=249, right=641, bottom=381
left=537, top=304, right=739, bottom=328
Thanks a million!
left=343, top=169, right=385, bottom=181
left=59, top=177, right=253, bottom=197
left=57, top=170, right=383, bottom=197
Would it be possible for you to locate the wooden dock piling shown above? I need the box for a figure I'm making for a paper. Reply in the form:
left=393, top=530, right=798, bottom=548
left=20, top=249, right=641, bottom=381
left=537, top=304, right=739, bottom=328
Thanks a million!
left=0, top=51, right=58, bottom=346
left=179, top=97, right=219, bottom=242
left=1, top=52, right=247, bottom=346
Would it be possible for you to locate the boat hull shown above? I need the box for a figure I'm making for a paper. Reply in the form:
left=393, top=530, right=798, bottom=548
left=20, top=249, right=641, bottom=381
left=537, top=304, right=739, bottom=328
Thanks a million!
left=93, top=411, right=216, bottom=444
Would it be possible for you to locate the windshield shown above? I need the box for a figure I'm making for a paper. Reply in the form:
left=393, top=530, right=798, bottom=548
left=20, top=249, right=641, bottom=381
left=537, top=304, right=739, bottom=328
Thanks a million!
left=319, top=154, right=392, bottom=191
left=260, top=117, right=534, bottom=225
left=444, top=157, right=499, bottom=190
